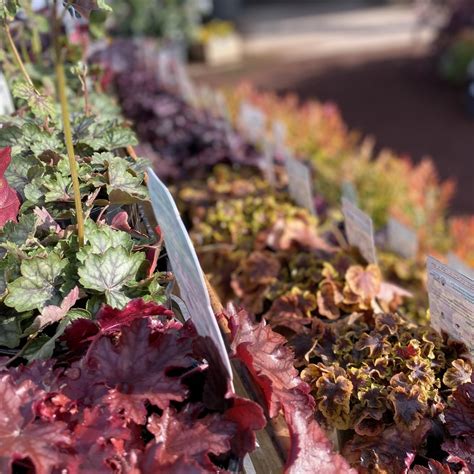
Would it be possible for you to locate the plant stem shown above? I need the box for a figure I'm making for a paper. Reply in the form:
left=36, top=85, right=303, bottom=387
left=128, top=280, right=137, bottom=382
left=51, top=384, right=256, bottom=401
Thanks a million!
left=56, top=61, right=85, bottom=246
left=52, top=3, right=85, bottom=246
left=3, top=21, right=35, bottom=88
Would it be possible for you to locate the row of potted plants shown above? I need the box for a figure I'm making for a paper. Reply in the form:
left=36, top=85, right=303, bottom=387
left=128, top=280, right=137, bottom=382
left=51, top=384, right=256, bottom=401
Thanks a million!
left=0, top=3, right=358, bottom=472
left=98, top=38, right=474, bottom=472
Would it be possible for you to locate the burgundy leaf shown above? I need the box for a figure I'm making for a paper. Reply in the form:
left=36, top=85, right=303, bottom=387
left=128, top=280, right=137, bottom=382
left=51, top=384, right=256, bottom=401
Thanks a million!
left=84, top=318, right=196, bottom=423
left=96, top=299, right=174, bottom=333
left=442, top=438, right=474, bottom=472
left=226, top=306, right=354, bottom=473
left=342, top=420, right=432, bottom=473
left=445, top=380, right=474, bottom=438
left=0, top=375, right=71, bottom=474
left=144, top=407, right=235, bottom=471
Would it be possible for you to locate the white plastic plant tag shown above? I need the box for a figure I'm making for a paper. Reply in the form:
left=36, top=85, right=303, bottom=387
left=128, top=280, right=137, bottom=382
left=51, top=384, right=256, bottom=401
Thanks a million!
left=198, top=85, right=213, bottom=111
left=176, top=63, right=198, bottom=108
left=238, top=102, right=266, bottom=143
left=427, top=256, right=474, bottom=357
left=157, top=50, right=175, bottom=88
left=387, top=217, right=418, bottom=259
left=0, top=72, right=14, bottom=115
left=447, top=253, right=474, bottom=280
left=272, top=120, right=287, bottom=154
left=284, top=153, right=317, bottom=216
left=342, top=197, right=377, bottom=264
left=214, top=90, right=230, bottom=122
left=261, top=140, right=276, bottom=186
left=341, top=181, right=358, bottom=204
left=147, top=168, right=233, bottom=381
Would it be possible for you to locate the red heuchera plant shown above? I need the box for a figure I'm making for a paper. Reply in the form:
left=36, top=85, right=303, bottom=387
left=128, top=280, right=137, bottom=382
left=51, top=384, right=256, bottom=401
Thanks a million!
left=442, top=376, right=474, bottom=472
left=0, top=300, right=265, bottom=473
left=0, top=147, right=20, bottom=227
left=224, top=305, right=355, bottom=474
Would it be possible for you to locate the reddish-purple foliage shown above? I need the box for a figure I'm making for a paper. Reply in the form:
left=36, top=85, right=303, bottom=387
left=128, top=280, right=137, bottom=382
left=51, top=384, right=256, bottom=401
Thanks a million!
left=442, top=378, right=474, bottom=472
left=0, top=300, right=265, bottom=473
left=225, top=305, right=355, bottom=474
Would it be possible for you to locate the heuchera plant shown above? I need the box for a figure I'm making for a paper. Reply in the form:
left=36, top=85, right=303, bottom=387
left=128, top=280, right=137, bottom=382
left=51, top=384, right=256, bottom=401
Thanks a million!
left=0, top=2, right=168, bottom=359
left=301, top=312, right=472, bottom=472
left=177, top=167, right=415, bottom=328
left=94, top=40, right=260, bottom=183
left=0, top=300, right=266, bottom=473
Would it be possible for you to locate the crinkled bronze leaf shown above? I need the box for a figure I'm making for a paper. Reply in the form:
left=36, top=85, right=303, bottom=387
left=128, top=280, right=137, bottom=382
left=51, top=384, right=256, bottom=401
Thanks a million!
left=345, top=264, right=382, bottom=301
left=388, top=385, right=427, bottom=430
left=353, top=407, right=385, bottom=436
left=406, top=357, right=436, bottom=387
left=443, top=359, right=473, bottom=389
left=355, top=331, right=389, bottom=358
left=374, top=312, right=401, bottom=335
left=264, top=287, right=317, bottom=333
left=231, top=250, right=280, bottom=315
left=316, top=280, right=343, bottom=320
left=342, top=419, right=431, bottom=473
left=262, top=212, right=334, bottom=252
left=364, top=357, right=391, bottom=379
left=315, top=369, right=353, bottom=429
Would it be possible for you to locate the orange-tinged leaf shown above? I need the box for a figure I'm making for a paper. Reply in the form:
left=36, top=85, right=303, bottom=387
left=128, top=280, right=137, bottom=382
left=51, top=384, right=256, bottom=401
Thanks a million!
left=345, top=264, right=382, bottom=301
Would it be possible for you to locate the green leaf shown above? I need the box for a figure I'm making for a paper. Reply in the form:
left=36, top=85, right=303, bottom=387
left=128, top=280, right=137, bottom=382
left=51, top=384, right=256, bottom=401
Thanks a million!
left=25, top=308, right=91, bottom=361
left=43, top=173, right=72, bottom=202
left=0, top=125, right=23, bottom=147
left=107, top=156, right=148, bottom=200
left=20, top=122, right=63, bottom=156
left=0, top=316, right=21, bottom=348
left=142, top=275, right=167, bottom=304
left=23, top=335, right=52, bottom=361
left=90, top=151, right=114, bottom=166
left=66, top=0, right=111, bottom=19
left=78, top=246, right=145, bottom=308
left=4, top=152, right=39, bottom=197
left=0, top=213, right=37, bottom=247
left=77, top=219, right=133, bottom=263
left=87, top=124, right=137, bottom=151
left=11, top=81, right=56, bottom=121
left=4, top=252, right=68, bottom=312
left=0, top=0, right=20, bottom=20
left=24, top=178, right=44, bottom=203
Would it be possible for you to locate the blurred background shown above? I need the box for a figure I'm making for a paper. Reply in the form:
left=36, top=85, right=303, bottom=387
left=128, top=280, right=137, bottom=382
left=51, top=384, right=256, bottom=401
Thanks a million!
left=108, top=0, right=474, bottom=215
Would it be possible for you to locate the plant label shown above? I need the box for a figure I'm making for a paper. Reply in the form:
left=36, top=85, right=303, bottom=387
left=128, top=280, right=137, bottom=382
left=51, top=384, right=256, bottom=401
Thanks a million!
left=198, top=85, right=213, bottom=111
left=238, top=101, right=266, bottom=143
left=214, top=91, right=230, bottom=121
left=427, top=256, right=474, bottom=356
left=285, top=153, right=317, bottom=216
left=342, top=198, right=377, bottom=264
left=261, top=140, right=276, bottom=186
left=387, top=217, right=418, bottom=259
left=156, top=50, right=176, bottom=88
left=0, top=72, right=14, bottom=116
left=272, top=120, right=287, bottom=155
left=447, top=253, right=474, bottom=280
left=147, top=168, right=233, bottom=381
left=176, top=63, right=198, bottom=108
left=341, top=181, right=358, bottom=204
